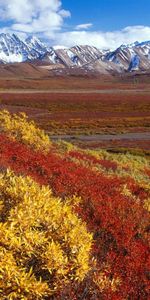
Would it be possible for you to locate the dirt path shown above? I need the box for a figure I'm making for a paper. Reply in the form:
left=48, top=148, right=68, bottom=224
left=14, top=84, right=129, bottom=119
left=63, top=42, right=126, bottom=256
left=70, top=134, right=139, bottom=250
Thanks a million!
left=49, top=132, right=150, bottom=142
left=0, top=89, right=150, bottom=94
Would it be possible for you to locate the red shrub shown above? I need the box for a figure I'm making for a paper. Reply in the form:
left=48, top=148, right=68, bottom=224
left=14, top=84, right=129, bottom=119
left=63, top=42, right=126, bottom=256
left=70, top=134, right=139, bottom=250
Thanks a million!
left=68, top=150, right=118, bottom=171
left=145, top=168, right=150, bottom=178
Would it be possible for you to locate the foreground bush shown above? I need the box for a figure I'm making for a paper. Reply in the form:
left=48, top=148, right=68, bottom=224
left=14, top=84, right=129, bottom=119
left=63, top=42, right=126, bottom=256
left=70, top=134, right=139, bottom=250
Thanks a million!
left=0, top=110, right=149, bottom=299
left=0, top=134, right=149, bottom=299
left=0, top=170, right=92, bottom=299
left=0, top=110, right=50, bottom=152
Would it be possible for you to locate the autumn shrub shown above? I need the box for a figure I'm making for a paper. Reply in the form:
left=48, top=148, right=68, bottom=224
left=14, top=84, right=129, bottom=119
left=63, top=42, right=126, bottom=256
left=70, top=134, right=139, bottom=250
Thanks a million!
left=68, top=150, right=118, bottom=171
left=0, top=169, right=92, bottom=299
left=145, top=168, right=150, bottom=178
left=0, top=134, right=149, bottom=298
left=0, top=110, right=149, bottom=299
left=0, top=110, right=50, bottom=152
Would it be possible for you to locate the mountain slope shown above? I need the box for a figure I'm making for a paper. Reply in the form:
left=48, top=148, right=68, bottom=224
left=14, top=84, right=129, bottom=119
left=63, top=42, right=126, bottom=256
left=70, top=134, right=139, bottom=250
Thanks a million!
left=0, top=33, right=42, bottom=63
left=105, top=41, right=150, bottom=71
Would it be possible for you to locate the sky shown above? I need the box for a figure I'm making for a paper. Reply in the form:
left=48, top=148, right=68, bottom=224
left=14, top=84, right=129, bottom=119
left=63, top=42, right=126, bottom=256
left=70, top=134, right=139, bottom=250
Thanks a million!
left=0, top=0, right=150, bottom=49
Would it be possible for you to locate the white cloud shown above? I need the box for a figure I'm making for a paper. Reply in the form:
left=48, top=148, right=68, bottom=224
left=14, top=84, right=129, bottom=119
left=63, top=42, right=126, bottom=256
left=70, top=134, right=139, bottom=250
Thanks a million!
left=59, top=9, right=71, bottom=18
left=53, top=26, right=150, bottom=49
left=75, top=23, right=93, bottom=30
left=0, top=0, right=71, bottom=35
left=0, top=1, right=150, bottom=49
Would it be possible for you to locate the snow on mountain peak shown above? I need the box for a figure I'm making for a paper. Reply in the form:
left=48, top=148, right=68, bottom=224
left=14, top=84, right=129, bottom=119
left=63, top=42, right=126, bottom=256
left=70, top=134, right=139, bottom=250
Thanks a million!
left=25, top=36, right=50, bottom=52
left=53, top=45, right=68, bottom=50
left=0, top=33, right=45, bottom=63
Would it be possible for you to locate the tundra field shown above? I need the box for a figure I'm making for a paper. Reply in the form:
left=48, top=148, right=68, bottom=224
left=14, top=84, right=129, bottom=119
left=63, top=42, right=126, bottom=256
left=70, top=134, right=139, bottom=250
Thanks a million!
left=0, top=75, right=150, bottom=152
left=0, top=73, right=150, bottom=300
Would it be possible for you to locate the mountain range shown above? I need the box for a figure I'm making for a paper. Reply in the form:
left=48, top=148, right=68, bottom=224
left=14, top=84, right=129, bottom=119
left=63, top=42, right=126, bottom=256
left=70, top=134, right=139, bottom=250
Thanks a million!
left=1, top=33, right=150, bottom=75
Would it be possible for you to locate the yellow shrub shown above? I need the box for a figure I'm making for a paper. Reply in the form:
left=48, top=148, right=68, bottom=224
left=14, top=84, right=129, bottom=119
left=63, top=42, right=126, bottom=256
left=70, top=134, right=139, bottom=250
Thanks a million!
left=144, top=198, right=150, bottom=212
left=93, top=269, right=121, bottom=292
left=0, top=170, right=92, bottom=299
left=0, top=247, right=49, bottom=300
left=0, top=110, right=51, bottom=152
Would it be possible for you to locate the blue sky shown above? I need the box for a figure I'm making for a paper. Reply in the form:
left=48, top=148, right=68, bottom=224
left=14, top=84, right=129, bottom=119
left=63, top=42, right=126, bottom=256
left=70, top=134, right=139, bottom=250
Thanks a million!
left=63, top=0, right=150, bottom=31
left=0, top=0, right=150, bottom=48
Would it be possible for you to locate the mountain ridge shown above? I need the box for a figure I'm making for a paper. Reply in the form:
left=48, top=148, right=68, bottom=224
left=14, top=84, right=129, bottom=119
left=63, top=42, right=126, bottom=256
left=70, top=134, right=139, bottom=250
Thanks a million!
left=0, top=33, right=150, bottom=74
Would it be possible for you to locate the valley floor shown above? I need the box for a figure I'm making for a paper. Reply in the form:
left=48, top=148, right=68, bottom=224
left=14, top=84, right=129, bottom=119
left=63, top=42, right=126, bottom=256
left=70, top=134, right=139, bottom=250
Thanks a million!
left=0, top=76, right=150, bottom=152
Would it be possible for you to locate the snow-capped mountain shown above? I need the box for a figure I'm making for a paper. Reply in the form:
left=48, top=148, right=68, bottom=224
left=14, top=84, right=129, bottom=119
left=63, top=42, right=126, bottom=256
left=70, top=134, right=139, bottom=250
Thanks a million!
left=42, top=45, right=108, bottom=67
left=67, top=45, right=107, bottom=66
left=51, top=42, right=150, bottom=72
left=1, top=33, right=150, bottom=74
left=105, top=41, right=150, bottom=71
left=25, top=36, right=51, bottom=55
left=0, top=33, right=44, bottom=63
left=0, top=34, right=109, bottom=68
